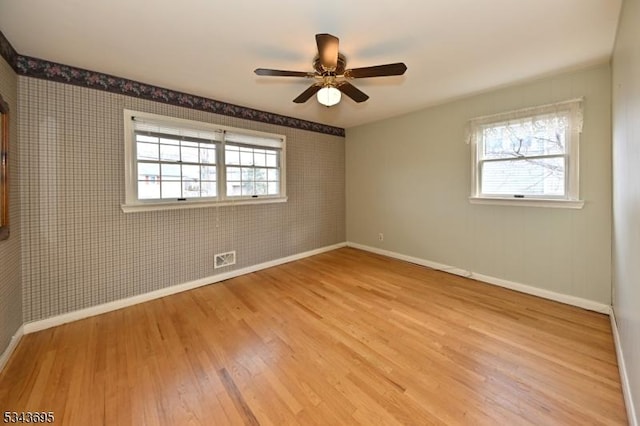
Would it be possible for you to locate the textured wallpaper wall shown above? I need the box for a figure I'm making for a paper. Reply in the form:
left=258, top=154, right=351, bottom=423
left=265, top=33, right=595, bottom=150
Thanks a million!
left=0, top=55, right=21, bottom=352
left=19, top=77, right=345, bottom=323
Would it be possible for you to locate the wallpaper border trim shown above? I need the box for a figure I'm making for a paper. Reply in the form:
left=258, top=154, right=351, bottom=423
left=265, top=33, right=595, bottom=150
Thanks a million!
left=0, top=31, right=17, bottom=73
left=0, top=31, right=345, bottom=137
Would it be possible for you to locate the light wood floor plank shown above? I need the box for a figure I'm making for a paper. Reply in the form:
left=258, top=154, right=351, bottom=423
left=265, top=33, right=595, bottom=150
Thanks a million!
left=0, top=248, right=627, bottom=425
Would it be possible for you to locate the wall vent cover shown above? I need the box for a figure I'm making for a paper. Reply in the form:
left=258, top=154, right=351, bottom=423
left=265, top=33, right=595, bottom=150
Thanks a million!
left=215, top=251, right=236, bottom=269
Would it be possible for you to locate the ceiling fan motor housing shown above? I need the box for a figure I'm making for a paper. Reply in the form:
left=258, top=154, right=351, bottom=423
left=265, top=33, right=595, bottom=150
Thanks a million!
left=313, top=53, right=347, bottom=75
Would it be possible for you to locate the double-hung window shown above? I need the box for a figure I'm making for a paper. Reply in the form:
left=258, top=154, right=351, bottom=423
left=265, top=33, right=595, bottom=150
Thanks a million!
left=468, top=98, right=584, bottom=208
left=123, top=110, right=286, bottom=212
left=224, top=133, right=282, bottom=198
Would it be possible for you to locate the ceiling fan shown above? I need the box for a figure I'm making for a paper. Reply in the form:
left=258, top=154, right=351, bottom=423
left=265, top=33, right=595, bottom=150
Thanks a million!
left=254, top=33, right=407, bottom=107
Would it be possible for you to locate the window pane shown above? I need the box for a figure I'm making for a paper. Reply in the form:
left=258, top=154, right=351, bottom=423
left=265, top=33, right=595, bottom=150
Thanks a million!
left=224, top=141, right=281, bottom=197
left=161, top=181, right=181, bottom=199
left=161, top=164, right=180, bottom=181
left=160, top=144, right=180, bottom=161
left=254, top=182, right=267, bottom=195
left=240, top=149, right=254, bottom=166
left=241, top=182, right=255, bottom=196
left=266, top=153, right=277, bottom=167
left=225, top=146, right=240, bottom=165
left=182, top=146, right=199, bottom=163
left=255, top=168, right=267, bottom=181
left=482, top=116, right=567, bottom=160
left=267, top=182, right=279, bottom=195
left=227, top=182, right=242, bottom=197
left=201, top=165, right=216, bottom=180
left=267, top=169, right=279, bottom=181
left=138, top=163, right=159, bottom=181
left=182, top=164, right=199, bottom=180
left=137, top=142, right=158, bottom=160
left=200, top=148, right=216, bottom=164
left=254, top=151, right=266, bottom=166
left=227, top=166, right=240, bottom=181
left=138, top=181, right=160, bottom=199
left=201, top=181, right=217, bottom=197
left=241, top=167, right=254, bottom=181
left=183, top=180, right=200, bottom=198
left=481, top=157, right=565, bottom=196
left=160, top=138, right=179, bottom=145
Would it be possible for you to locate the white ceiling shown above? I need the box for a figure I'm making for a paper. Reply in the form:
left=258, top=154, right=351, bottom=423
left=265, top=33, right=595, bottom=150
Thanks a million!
left=0, top=0, right=622, bottom=129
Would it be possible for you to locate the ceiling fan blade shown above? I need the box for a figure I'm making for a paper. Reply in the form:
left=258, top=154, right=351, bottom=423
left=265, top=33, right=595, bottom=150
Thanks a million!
left=293, top=84, right=322, bottom=103
left=316, top=33, right=339, bottom=71
left=255, top=68, right=314, bottom=77
left=337, top=82, right=369, bottom=103
left=344, top=62, right=407, bottom=78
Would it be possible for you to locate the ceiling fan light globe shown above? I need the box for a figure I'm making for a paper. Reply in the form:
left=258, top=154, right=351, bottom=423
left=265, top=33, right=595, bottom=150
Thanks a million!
left=317, top=87, right=341, bottom=107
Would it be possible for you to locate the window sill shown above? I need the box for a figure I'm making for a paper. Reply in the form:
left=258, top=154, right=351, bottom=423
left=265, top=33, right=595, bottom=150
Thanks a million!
left=469, top=197, right=584, bottom=209
left=121, top=196, right=287, bottom=213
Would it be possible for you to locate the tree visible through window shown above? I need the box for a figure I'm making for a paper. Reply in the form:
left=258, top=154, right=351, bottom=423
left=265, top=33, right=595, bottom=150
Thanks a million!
left=225, top=145, right=280, bottom=197
left=469, top=99, right=583, bottom=204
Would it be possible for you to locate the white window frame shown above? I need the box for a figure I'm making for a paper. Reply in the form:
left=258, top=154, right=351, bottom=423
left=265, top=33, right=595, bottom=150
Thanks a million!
left=468, top=98, right=584, bottom=209
left=122, top=109, right=287, bottom=213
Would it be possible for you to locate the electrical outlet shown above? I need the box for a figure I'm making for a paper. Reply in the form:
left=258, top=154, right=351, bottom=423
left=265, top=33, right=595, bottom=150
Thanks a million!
left=378, top=233, right=384, bottom=242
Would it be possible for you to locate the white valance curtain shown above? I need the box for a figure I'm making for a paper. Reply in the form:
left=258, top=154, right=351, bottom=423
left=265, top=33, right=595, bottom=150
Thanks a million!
left=466, top=98, right=584, bottom=145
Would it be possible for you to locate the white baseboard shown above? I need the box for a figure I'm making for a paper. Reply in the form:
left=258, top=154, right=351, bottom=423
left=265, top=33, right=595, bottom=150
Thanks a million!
left=610, top=309, right=638, bottom=426
left=0, top=325, right=24, bottom=373
left=471, top=272, right=610, bottom=314
left=23, top=242, right=347, bottom=334
left=346, top=242, right=610, bottom=314
left=347, top=242, right=472, bottom=277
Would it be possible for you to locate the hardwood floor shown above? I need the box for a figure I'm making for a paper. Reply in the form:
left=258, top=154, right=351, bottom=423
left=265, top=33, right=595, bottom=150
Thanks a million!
left=0, top=248, right=627, bottom=425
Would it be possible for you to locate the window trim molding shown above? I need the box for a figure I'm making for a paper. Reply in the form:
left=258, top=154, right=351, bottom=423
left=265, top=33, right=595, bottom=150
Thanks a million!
left=469, top=197, right=584, bottom=209
left=121, top=196, right=288, bottom=213
left=468, top=98, right=584, bottom=209
left=122, top=109, right=287, bottom=212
